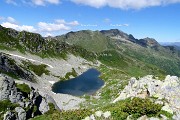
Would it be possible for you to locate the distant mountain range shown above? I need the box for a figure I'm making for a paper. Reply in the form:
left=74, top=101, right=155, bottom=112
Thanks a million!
left=1, top=25, right=180, bottom=77
left=160, top=42, right=180, bottom=50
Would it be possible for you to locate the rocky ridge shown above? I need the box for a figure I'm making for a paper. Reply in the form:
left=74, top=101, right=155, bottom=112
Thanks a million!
left=113, top=75, right=180, bottom=119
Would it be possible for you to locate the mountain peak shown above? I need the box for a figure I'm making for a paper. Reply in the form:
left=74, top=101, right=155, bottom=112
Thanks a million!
left=100, top=29, right=127, bottom=37
left=138, top=37, right=160, bottom=48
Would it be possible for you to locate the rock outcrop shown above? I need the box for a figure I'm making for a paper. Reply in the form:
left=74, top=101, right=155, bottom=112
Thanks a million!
left=0, top=74, right=58, bottom=120
left=113, top=75, right=180, bottom=119
left=3, top=111, right=16, bottom=120
left=0, top=75, right=23, bottom=103
left=138, top=37, right=160, bottom=48
left=0, top=53, right=34, bottom=81
left=15, top=107, right=26, bottom=120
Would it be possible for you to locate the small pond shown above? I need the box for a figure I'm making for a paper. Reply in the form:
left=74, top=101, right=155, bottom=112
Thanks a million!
left=52, top=68, right=104, bottom=96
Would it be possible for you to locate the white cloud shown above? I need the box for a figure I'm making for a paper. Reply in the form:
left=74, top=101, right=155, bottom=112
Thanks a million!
left=1, top=22, right=37, bottom=32
left=71, top=0, right=180, bottom=9
left=67, top=21, right=79, bottom=26
left=38, top=22, right=71, bottom=32
left=1, top=16, right=79, bottom=36
left=37, top=20, right=79, bottom=36
left=5, top=0, right=17, bottom=5
left=31, top=0, right=60, bottom=6
left=55, top=19, right=79, bottom=26
left=7, top=17, right=17, bottom=24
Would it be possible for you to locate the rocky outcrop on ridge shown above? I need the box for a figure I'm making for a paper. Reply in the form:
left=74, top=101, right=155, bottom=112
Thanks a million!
left=113, top=75, right=180, bottom=119
left=138, top=37, right=160, bottom=48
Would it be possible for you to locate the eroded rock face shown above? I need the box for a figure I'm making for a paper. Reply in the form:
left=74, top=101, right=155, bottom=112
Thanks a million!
left=0, top=75, right=22, bottom=103
left=39, top=97, right=49, bottom=114
left=15, top=107, right=26, bottom=120
left=113, top=75, right=180, bottom=119
left=0, top=74, right=58, bottom=120
left=3, top=111, right=16, bottom=120
left=0, top=53, right=34, bottom=81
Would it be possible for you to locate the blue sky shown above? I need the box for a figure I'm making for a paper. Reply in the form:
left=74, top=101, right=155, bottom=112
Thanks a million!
left=1, top=0, right=180, bottom=42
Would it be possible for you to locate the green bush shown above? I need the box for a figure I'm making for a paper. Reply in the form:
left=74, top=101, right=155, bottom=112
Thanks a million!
left=64, top=68, right=78, bottom=79
left=123, top=98, right=162, bottom=118
left=102, top=97, right=163, bottom=119
left=23, top=61, right=50, bottom=76
left=0, top=100, right=19, bottom=112
left=158, top=110, right=173, bottom=119
left=29, top=64, right=50, bottom=76
left=32, top=103, right=92, bottom=120
left=16, top=83, right=31, bottom=94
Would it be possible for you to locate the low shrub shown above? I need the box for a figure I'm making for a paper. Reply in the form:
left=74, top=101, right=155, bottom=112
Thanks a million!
left=16, top=83, right=31, bottom=94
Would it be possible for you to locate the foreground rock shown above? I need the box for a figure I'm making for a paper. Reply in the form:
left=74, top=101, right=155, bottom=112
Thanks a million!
left=113, top=75, right=180, bottom=119
left=0, top=74, right=59, bottom=120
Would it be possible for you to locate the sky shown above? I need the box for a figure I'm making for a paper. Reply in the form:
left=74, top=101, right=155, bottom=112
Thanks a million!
left=1, top=0, right=180, bottom=42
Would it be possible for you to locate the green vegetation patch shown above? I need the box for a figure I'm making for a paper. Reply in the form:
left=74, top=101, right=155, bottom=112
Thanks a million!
left=0, top=70, right=19, bottom=79
left=32, top=103, right=92, bottom=120
left=0, top=100, right=19, bottom=112
left=98, top=50, right=128, bottom=68
left=15, top=83, right=31, bottom=94
left=61, top=68, right=78, bottom=80
left=102, top=97, right=163, bottom=119
left=22, top=61, right=50, bottom=76
left=0, top=100, right=19, bottom=119
left=159, top=110, right=173, bottom=119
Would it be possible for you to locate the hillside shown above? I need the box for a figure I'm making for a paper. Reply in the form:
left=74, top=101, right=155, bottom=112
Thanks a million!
left=1, top=25, right=180, bottom=77
left=0, top=25, right=180, bottom=120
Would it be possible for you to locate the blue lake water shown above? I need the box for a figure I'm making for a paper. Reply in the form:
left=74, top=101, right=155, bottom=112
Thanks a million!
left=52, top=68, right=104, bottom=96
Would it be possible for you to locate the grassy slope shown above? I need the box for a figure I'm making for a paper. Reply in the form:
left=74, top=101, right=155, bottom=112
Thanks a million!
left=56, top=30, right=110, bottom=53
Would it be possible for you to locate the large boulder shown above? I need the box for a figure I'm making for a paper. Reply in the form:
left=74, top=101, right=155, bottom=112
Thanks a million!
left=39, top=98, right=49, bottom=114
left=0, top=75, right=22, bottom=103
left=15, top=107, right=26, bottom=120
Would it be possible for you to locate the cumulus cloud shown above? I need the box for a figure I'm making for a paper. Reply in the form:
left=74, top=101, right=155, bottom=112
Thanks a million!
left=71, top=0, right=180, bottom=9
left=38, top=19, right=79, bottom=32
left=38, top=22, right=70, bottom=32
left=1, top=22, right=37, bottom=32
left=31, top=0, right=60, bottom=6
left=0, top=16, right=79, bottom=36
left=1, top=16, right=36, bottom=32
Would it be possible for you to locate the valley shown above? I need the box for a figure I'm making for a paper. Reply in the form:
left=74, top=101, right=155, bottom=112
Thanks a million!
left=0, top=25, right=180, bottom=120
